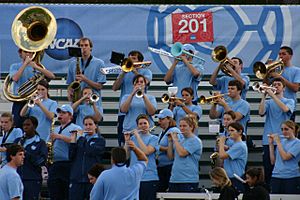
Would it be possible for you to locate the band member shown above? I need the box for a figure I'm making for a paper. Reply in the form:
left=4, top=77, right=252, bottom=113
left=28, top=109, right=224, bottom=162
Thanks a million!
left=269, top=120, right=300, bottom=194
left=120, top=74, right=157, bottom=132
left=66, top=37, right=106, bottom=106
left=112, top=50, right=152, bottom=146
left=164, top=44, right=204, bottom=102
left=170, top=87, right=202, bottom=128
left=90, top=146, right=148, bottom=200
left=258, top=78, right=295, bottom=186
left=20, top=79, right=57, bottom=141
left=269, top=46, right=300, bottom=121
left=71, top=87, right=103, bottom=129
left=218, top=122, right=247, bottom=192
left=0, top=112, right=23, bottom=166
left=219, top=111, right=237, bottom=149
left=14, top=116, right=48, bottom=200
left=9, top=48, right=55, bottom=128
left=156, top=109, right=181, bottom=192
left=209, top=167, right=239, bottom=200
left=209, top=80, right=250, bottom=134
left=167, top=117, right=202, bottom=192
left=124, top=114, right=159, bottom=200
left=69, top=116, right=106, bottom=200
left=87, top=164, right=105, bottom=185
left=47, top=105, right=81, bottom=200
left=209, top=57, right=250, bottom=100
left=0, top=144, right=24, bottom=200
left=243, top=168, right=270, bottom=200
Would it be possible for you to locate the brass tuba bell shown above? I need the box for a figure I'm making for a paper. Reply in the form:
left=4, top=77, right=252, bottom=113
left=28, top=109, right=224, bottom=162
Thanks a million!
left=253, top=59, right=284, bottom=79
left=3, top=6, right=57, bottom=102
left=211, top=45, right=235, bottom=77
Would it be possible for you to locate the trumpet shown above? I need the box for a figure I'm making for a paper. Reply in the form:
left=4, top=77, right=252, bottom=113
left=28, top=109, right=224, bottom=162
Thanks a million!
left=253, top=59, right=284, bottom=79
left=161, top=93, right=184, bottom=103
left=89, top=93, right=99, bottom=103
left=124, top=126, right=157, bottom=135
left=69, top=129, right=94, bottom=137
left=252, top=82, right=277, bottom=94
left=27, top=95, right=43, bottom=107
left=135, top=88, right=143, bottom=98
left=100, top=58, right=151, bottom=74
left=198, top=93, right=229, bottom=104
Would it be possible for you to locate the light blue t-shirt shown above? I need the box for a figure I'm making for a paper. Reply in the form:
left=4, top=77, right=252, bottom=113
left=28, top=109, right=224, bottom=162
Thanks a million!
left=130, top=133, right=159, bottom=181
left=170, top=135, right=202, bottom=183
left=66, top=56, right=106, bottom=107
left=90, top=162, right=146, bottom=200
left=0, top=128, right=23, bottom=165
left=261, top=97, right=294, bottom=145
left=9, top=62, right=35, bottom=95
left=167, top=61, right=204, bottom=101
left=53, top=123, right=81, bottom=162
left=118, top=68, right=152, bottom=116
left=157, top=127, right=182, bottom=167
left=223, top=141, right=248, bottom=178
left=217, top=99, right=250, bottom=134
left=75, top=103, right=103, bottom=129
left=0, top=164, right=23, bottom=200
left=26, top=98, right=57, bottom=141
left=272, top=138, right=300, bottom=179
left=121, top=94, right=157, bottom=132
left=173, top=104, right=202, bottom=127
left=213, top=74, right=250, bottom=100
left=281, top=66, right=300, bottom=104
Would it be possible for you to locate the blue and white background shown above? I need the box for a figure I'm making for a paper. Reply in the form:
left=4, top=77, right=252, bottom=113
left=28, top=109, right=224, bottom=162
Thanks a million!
left=0, top=4, right=299, bottom=74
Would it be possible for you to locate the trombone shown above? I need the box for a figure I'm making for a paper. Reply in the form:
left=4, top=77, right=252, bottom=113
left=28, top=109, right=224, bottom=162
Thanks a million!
left=170, top=42, right=205, bottom=64
left=211, top=45, right=236, bottom=76
left=100, top=58, right=152, bottom=74
left=252, top=82, right=277, bottom=94
left=161, top=93, right=184, bottom=103
left=198, top=93, right=229, bottom=104
left=253, top=59, right=284, bottom=79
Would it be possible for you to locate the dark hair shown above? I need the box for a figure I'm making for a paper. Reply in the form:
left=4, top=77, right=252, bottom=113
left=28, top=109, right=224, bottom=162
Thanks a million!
left=272, top=77, right=285, bottom=87
left=246, top=167, right=265, bottom=185
left=6, top=144, right=24, bottom=162
left=231, top=57, right=243, bottom=65
left=136, top=114, right=150, bottom=125
left=38, top=79, right=50, bottom=98
left=280, top=46, right=293, bottom=55
left=132, top=74, right=147, bottom=85
left=181, top=87, right=194, bottom=97
left=228, top=79, right=243, bottom=91
left=24, top=116, right=39, bottom=129
left=228, top=122, right=245, bottom=140
left=282, top=120, right=300, bottom=137
left=88, top=163, right=105, bottom=178
left=83, top=115, right=98, bottom=133
left=224, top=111, right=236, bottom=120
left=128, top=50, right=144, bottom=62
left=111, top=147, right=127, bottom=164
left=79, top=37, right=93, bottom=49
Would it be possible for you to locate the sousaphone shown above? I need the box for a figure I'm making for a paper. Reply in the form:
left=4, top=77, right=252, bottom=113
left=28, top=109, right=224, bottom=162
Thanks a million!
left=3, top=6, right=57, bottom=102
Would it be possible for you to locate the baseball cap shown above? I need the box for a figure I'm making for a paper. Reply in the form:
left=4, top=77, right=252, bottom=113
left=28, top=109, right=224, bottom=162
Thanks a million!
left=155, top=109, right=173, bottom=119
left=56, top=104, right=73, bottom=115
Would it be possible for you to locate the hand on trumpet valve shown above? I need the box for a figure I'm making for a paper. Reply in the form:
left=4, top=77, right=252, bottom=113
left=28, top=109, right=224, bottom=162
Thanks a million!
left=218, top=136, right=226, bottom=144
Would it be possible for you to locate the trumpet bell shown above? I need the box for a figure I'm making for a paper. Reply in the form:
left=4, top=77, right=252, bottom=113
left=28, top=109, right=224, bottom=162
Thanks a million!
left=11, top=6, right=57, bottom=52
left=211, top=45, right=227, bottom=63
left=161, top=93, right=170, bottom=103
left=135, top=89, right=143, bottom=98
left=121, top=58, right=134, bottom=72
left=90, top=94, right=99, bottom=102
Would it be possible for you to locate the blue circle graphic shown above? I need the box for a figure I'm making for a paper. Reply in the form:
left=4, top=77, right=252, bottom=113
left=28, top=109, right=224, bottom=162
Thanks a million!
left=45, top=18, right=83, bottom=61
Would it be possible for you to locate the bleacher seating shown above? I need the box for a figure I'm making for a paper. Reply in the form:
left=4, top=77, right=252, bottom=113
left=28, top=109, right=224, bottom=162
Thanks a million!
left=0, top=73, right=299, bottom=188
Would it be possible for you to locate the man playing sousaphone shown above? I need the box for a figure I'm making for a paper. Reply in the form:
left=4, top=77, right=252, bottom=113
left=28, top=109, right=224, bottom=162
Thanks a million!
left=112, top=50, right=152, bottom=146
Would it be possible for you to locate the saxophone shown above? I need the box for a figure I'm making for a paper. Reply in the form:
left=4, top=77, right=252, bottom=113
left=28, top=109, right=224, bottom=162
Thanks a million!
left=46, top=119, right=55, bottom=165
left=68, top=57, right=82, bottom=102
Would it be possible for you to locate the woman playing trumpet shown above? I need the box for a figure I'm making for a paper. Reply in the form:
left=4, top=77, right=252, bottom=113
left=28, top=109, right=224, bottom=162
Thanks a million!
left=69, top=116, right=106, bottom=200
left=20, top=79, right=58, bottom=141
left=72, top=87, right=103, bottom=129
left=124, top=114, right=159, bottom=200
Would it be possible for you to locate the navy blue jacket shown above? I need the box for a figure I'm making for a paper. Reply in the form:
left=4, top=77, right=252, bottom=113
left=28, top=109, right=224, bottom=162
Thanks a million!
left=69, top=134, right=106, bottom=183
left=14, top=135, right=48, bottom=180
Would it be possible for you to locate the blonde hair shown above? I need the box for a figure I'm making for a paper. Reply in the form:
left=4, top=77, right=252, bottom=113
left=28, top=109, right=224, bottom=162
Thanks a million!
left=209, top=167, right=232, bottom=188
left=180, top=116, right=198, bottom=132
left=282, top=120, right=300, bottom=137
